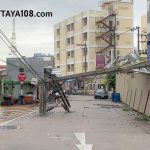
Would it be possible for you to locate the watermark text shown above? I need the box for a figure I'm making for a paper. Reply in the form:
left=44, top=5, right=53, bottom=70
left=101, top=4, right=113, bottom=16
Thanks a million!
left=0, top=10, right=53, bottom=18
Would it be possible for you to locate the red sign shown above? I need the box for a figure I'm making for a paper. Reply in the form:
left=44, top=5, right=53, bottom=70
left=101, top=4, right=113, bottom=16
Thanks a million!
left=18, top=73, right=26, bottom=81
left=96, top=54, right=105, bottom=68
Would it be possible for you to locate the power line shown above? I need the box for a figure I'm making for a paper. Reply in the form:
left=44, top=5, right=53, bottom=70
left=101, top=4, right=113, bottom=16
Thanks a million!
left=0, top=35, right=35, bottom=75
left=0, top=29, right=42, bottom=81
left=0, top=28, right=40, bottom=79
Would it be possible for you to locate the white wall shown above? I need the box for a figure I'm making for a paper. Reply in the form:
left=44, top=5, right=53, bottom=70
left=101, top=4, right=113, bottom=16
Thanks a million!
left=116, top=72, right=150, bottom=116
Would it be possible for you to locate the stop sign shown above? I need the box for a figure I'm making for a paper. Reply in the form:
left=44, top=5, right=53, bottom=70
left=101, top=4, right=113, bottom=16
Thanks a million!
left=18, top=73, right=26, bottom=81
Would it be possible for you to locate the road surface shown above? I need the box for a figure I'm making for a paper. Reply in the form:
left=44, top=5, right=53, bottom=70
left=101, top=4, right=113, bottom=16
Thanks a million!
left=0, top=105, right=38, bottom=125
left=0, top=95, right=150, bottom=150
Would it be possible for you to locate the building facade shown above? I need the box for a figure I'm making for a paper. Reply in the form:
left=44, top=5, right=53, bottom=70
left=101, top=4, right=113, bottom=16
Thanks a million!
left=54, top=0, right=133, bottom=76
left=96, top=0, right=133, bottom=62
left=54, top=10, right=104, bottom=76
left=5, top=54, right=54, bottom=97
left=0, top=65, right=6, bottom=97
left=7, top=54, right=54, bottom=81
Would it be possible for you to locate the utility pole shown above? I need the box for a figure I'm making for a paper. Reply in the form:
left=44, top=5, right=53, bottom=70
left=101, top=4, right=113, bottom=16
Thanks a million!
left=139, top=33, right=147, bottom=55
left=39, top=80, right=46, bottom=114
left=39, top=68, right=51, bottom=114
left=113, top=14, right=117, bottom=60
left=77, top=41, right=87, bottom=73
left=130, top=26, right=141, bottom=55
left=137, top=26, right=140, bottom=55
left=83, top=42, right=87, bottom=73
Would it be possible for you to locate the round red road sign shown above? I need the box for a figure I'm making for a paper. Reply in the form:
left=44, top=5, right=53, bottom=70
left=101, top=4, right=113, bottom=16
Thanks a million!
left=18, top=73, right=26, bottom=81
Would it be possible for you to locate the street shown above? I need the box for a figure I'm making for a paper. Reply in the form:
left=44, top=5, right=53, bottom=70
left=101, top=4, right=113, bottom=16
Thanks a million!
left=0, top=95, right=150, bottom=150
left=0, top=105, right=38, bottom=125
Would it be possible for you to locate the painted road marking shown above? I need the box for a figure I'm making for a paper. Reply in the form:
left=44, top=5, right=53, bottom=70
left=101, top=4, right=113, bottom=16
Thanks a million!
left=0, top=105, right=38, bottom=126
left=74, top=133, right=93, bottom=150
left=0, top=109, right=38, bottom=126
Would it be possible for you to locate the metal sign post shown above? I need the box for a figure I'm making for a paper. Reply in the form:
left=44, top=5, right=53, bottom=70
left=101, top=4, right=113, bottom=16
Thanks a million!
left=20, top=81, right=24, bottom=96
left=18, top=72, right=26, bottom=98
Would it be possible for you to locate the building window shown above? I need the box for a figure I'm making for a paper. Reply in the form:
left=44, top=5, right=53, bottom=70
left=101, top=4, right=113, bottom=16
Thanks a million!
left=117, top=51, right=120, bottom=55
left=57, top=28, right=60, bottom=36
left=67, top=51, right=70, bottom=58
left=93, top=84, right=96, bottom=90
left=109, top=50, right=111, bottom=55
left=71, top=23, right=74, bottom=31
left=57, top=66, right=60, bottom=68
left=109, top=20, right=113, bottom=27
left=67, top=65, right=70, bottom=72
left=117, top=21, right=119, bottom=25
left=83, top=32, right=87, bottom=41
left=57, top=54, right=60, bottom=60
left=83, top=62, right=88, bottom=70
left=71, top=37, right=74, bottom=44
left=19, top=68, right=24, bottom=72
left=67, top=24, right=70, bottom=32
left=71, top=64, right=74, bottom=71
left=83, top=17, right=87, bottom=26
left=67, top=23, right=74, bottom=32
left=71, top=50, right=74, bottom=58
left=117, top=35, right=120, bottom=40
left=90, top=84, right=92, bottom=90
left=57, top=41, right=60, bottom=48
left=67, top=38, right=70, bottom=45
left=83, top=47, right=87, bottom=56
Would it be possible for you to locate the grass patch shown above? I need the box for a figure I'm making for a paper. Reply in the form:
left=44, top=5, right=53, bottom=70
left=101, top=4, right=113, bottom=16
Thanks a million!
left=135, top=115, right=150, bottom=121
left=123, top=105, right=131, bottom=111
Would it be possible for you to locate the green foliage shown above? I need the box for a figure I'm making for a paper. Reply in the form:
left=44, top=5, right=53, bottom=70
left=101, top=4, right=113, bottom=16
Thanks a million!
left=106, top=75, right=116, bottom=87
left=123, top=105, right=131, bottom=111
left=135, top=115, right=150, bottom=121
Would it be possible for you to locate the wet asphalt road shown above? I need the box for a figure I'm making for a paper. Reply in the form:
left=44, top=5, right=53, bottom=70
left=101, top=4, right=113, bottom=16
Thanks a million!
left=0, top=95, right=150, bottom=150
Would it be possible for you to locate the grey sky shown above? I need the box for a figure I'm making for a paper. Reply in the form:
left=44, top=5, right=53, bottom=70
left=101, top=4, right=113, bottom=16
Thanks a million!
left=0, top=0, right=147, bottom=64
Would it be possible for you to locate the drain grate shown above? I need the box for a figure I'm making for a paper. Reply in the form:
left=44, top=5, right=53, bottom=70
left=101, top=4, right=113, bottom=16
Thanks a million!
left=84, top=106, right=99, bottom=109
left=0, top=125, right=21, bottom=130
left=93, top=104, right=122, bottom=109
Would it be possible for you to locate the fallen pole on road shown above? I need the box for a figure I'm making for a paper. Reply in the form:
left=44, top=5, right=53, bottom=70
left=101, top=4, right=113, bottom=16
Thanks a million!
left=58, top=61, right=150, bottom=81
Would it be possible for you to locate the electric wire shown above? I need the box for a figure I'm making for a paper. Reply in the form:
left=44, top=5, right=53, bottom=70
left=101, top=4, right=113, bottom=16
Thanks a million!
left=0, top=29, right=42, bottom=81
left=0, top=35, right=38, bottom=77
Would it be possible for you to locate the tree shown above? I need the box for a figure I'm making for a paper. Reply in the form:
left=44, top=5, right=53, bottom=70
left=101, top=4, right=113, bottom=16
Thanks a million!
left=106, top=75, right=116, bottom=91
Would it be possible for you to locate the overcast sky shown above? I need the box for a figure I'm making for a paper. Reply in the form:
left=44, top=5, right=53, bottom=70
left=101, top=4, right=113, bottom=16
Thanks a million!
left=0, top=0, right=147, bottom=64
